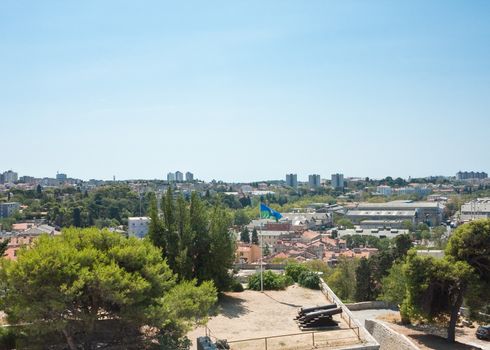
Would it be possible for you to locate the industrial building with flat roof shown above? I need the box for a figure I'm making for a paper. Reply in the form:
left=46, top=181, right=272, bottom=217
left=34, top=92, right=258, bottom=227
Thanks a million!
left=346, top=200, right=444, bottom=226
left=460, top=198, right=490, bottom=222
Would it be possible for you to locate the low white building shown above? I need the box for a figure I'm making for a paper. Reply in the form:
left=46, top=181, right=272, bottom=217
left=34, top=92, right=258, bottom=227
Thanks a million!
left=460, top=198, right=490, bottom=222
left=128, top=217, right=150, bottom=238
left=376, top=185, right=392, bottom=196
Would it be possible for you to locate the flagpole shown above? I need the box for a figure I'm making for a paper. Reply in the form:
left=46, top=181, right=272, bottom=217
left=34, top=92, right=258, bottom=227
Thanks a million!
left=259, top=203, right=263, bottom=293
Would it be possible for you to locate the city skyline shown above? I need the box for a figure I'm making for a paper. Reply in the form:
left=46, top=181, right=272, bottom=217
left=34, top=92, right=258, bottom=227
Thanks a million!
left=2, top=1, right=490, bottom=182
left=1, top=167, right=486, bottom=183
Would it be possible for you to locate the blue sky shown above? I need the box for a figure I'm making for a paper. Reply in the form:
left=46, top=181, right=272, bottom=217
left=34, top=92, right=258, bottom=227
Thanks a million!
left=1, top=1, right=489, bottom=182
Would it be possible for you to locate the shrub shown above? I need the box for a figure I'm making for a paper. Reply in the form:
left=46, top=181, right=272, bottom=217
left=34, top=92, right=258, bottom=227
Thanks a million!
left=285, top=262, right=310, bottom=282
left=298, top=271, right=321, bottom=289
left=0, top=327, right=17, bottom=349
left=231, top=279, right=244, bottom=292
left=248, top=271, right=293, bottom=291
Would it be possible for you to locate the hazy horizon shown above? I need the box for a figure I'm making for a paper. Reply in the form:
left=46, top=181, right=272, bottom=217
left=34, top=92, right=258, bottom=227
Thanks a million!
left=2, top=1, right=489, bottom=182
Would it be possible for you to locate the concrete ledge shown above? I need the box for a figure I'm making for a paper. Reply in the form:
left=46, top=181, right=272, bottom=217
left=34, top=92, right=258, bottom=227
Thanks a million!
left=319, top=280, right=380, bottom=349
left=365, top=319, right=418, bottom=350
left=345, top=301, right=396, bottom=311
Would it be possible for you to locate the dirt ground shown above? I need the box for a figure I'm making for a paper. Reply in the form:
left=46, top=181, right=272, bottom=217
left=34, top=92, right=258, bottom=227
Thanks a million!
left=377, top=313, right=490, bottom=350
left=187, top=285, right=362, bottom=350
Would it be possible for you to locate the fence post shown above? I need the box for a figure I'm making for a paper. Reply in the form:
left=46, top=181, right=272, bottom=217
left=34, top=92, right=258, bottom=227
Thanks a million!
left=265, top=337, right=268, bottom=350
left=312, top=332, right=315, bottom=346
left=348, top=316, right=351, bottom=328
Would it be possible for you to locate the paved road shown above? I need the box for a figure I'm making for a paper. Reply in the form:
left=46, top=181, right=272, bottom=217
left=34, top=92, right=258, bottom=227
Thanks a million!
left=350, top=308, right=397, bottom=326
left=351, top=308, right=490, bottom=349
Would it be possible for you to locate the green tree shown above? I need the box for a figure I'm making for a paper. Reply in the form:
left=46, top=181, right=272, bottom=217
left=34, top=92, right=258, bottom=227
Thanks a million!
left=379, top=261, right=407, bottom=307
left=72, top=207, right=81, bottom=227
left=263, top=244, right=270, bottom=257
left=355, top=258, right=374, bottom=301
left=285, top=262, right=310, bottom=282
left=189, top=192, right=211, bottom=284
left=0, top=238, right=9, bottom=257
left=234, top=210, right=250, bottom=226
left=248, top=270, right=293, bottom=291
left=0, top=228, right=217, bottom=349
left=431, top=226, right=446, bottom=248
left=163, top=188, right=179, bottom=272
left=36, top=184, right=43, bottom=197
left=401, top=220, right=414, bottom=232
left=240, top=227, right=250, bottom=243
left=402, top=251, right=474, bottom=342
left=336, top=218, right=354, bottom=229
left=393, top=234, right=412, bottom=260
left=326, top=257, right=358, bottom=302
left=205, top=202, right=236, bottom=291
left=445, top=219, right=490, bottom=321
left=148, top=193, right=166, bottom=252
left=175, top=194, right=193, bottom=280
left=298, top=271, right=321, bottom=289
left=251, top=228, right=259, bottom=245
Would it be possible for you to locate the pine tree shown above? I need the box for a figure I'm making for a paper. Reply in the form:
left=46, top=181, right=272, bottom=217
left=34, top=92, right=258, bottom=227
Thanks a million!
left=175, top=194, right=193, bottom=280
left=147, top=193, right=166, bottom=254
left=0, top=238, right=9, bottom=257
left=190, top=192, right=211, bottom=283
left=162, top=188, right=179, bottom=273
left=240, top=227, right=250, bottom=243
left=206, top=200, right=235, bottom=291
left=355, top=258, right=374, bottom=301
left=251, top=228, right=259, bottom=245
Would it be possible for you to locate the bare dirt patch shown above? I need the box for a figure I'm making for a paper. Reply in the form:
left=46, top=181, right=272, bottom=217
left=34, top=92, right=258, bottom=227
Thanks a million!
left=188, top=285, right=362, bottom=350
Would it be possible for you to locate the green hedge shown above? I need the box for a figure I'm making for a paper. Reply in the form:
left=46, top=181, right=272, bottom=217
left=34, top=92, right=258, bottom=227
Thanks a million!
left=298, top=271, right=321, bottom=289
left=285, top=262, right=310, bottom=282
left=248, top=271, right=293, bottom=290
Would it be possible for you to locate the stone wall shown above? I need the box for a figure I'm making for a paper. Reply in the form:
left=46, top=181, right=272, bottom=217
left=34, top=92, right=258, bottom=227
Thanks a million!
left=364, top=319, right=418, bottom=350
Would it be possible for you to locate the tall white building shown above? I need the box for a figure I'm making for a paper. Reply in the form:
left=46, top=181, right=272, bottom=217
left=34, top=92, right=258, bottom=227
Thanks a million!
left=331, top=173, right=344, bottom=190
left=167, top=172, right=176, bottom=182
left=175, top=171, right=184, bottom=182
left=285, top=174, right=298, bottom=188
left=56, top=173, right=67, bottom=182
left=3, top=170, right=18, bottom=183
left=185, top=171, right=194, bottom=182
left=128, top=217, right=150, bottom=238
left=308, top=174, right=321, bottom=188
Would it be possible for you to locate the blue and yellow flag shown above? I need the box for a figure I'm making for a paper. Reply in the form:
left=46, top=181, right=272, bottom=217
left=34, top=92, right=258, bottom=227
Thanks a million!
left=260, top=203, right=282, bottom=221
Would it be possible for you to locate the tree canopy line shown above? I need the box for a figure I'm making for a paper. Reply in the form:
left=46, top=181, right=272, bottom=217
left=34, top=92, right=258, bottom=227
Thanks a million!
left=0, top=188, right=237, bottom=349
left=321, top=233, right=413, bottom=303
left=0, top=228, right=218, bottom=350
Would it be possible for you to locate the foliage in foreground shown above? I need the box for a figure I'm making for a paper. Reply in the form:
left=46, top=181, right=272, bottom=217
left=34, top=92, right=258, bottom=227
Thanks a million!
left=0, top=228, right=217, bottom=350
left=380, top=219, right=490, bottom=342
left=285, top=262, right=310, bottom=282
left=284, top=262, right=321, bottom=289
left=297, top=271, right=321, bottom=289
left=248, top=271, right=293, bottom=291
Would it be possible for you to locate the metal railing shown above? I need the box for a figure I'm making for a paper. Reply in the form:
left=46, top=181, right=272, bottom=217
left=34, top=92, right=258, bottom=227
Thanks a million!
left=319, top=279, right=362, bottom=340
left=226, top=329, right=360, bottom=350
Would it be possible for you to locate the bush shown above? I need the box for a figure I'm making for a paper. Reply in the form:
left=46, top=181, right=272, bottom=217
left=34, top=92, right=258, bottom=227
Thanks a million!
left=248, top=271, right=293, bottom=291
left=0, top=327, right=17, bottom=349
left=231, top=279, right=244, bottom=292
left=285, top=262, right=310, bottom=282
left=298, top=271, right=321, bottom=289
